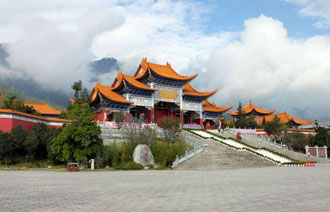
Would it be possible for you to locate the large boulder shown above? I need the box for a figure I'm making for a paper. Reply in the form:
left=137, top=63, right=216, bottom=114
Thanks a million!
left=133, top=144, right=155, bottom=167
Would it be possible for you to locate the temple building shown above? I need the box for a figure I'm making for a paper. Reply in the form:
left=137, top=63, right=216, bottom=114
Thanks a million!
left=90, top=58, right=232, bottom=129
left=227, top=100, right=275, bottom=119
left=256, top=112, right=314, bottom=128
left=24, top=102, right=62, bottom=118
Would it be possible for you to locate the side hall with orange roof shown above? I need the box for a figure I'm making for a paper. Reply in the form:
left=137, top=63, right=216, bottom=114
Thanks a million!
left=0, top=109, right=71, bottom=132
left=89, top=57, right=232, bottom=129
left=227, top=100, right=275, bottom=118
left=24, top=102, right=62, bottom=118
left=256, top=112, right=313, bottom=127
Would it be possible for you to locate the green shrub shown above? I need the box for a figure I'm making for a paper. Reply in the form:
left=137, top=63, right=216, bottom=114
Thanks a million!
left=151, top=139, right=169, bottom=166
left=168, top=139, right=187, bottom=165
left=155, top=164, right=168, bottom=170
left=114, top=161, right=144, bottom=170
left=151, top=139, right=187, bottom=167
left=103, top=142, right=135, bottom=167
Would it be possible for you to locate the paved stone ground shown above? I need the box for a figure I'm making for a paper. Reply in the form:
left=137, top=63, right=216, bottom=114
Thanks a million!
left=1, top=165, right=330, bottom=212
left=175, top=138, right=274, bottom=170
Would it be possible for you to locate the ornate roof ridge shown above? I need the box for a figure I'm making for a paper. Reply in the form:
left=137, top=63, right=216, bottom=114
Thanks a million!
left=202, top=100, right=233, bottom=113
left=227, top=100, right=275, bottom=116
left=183, top=83, right=217, bottom=97
left=256, top=112, right=313, bottom=125
left=135, top=57, right=198, bottom=81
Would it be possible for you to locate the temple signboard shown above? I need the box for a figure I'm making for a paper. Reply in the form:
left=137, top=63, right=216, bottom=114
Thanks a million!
left=129, top=95, right=153, bottom=107
left=158, top=90, right=177, bottom=102
left=182, top=101, right=201, bottom=111
left=154, top=84, right=180, bottom=103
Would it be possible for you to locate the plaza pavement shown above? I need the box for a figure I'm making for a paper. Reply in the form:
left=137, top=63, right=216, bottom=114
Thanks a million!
left=1, top=164, right=330, bottom=212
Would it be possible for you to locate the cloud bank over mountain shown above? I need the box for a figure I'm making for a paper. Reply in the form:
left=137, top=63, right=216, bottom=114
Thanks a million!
left=206, top=15, right=330, bottom=121
left=0, top=0, right=330, bottom=120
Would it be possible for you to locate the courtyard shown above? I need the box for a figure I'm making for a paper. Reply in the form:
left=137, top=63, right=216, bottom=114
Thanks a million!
left=1, top=164, right=330, bottom=211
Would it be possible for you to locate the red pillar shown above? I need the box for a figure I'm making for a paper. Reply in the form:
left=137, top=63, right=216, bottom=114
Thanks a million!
left=199, top=118, right=203, bottom=126
left=126, top=112, right=130, bottom=122
left=149, top=108, right=153, bottom=123
left=180, top=110, right=182, bottom=125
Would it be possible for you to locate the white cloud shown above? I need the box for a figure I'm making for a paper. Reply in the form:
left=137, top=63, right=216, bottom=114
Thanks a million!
left=286, top=0, right=330, bottom=28
left=0, top=0, right=231, bottom=92
left=1, top=1, right=330, bottom=120
left=206, top=15, right=330, bottom=121
left=91, top=0, right=232, bottom=72
left=0, top=0, right=124, bottom=92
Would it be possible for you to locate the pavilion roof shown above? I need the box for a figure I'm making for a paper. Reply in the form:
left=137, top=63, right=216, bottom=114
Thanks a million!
left=24, top=102, right=62, bottom=115
left=227, top=100, right=275, bottom=116
left=112, top=72, right=158, bottom=91
left=256, top=112, right=313, bottom=126
left=90, top=82, right=132, bottom=104
left=0, top=109, right=71, bottom=122
left=183, top=83, right=217, bottom=97
left=134, top=58, right=198, bottom=81
left=203, top=100, right=233, bottom=113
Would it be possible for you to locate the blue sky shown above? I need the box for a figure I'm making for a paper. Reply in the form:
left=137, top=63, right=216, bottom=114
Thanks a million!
left=196, top=0, right=329, bottom=38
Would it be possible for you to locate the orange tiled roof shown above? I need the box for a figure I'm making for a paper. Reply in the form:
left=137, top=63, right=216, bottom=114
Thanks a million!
left=256, top=128, right=315, bottom=132
left=135, top=58, right=198, bottom=81
left=183, top=83, right=217, bottom=97
left=256, top=112, right=313, bottom=126
left=90, top=82, right=132, bottom=104
left=203, top=100, right=233, bottom=113
left=112, top=72, right=158, bottom=91
left=0, top=109, right=71, bottom=122
left=24, top=102, right=62, bottom=115
left=227, top=100, right=275, bottom=116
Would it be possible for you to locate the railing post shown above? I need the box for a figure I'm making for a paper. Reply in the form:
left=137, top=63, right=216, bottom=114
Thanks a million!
left=316, top=145, right=319, bottom=158
left=194, top=141, right=196, bottom=155
left=325, top=146, right=328, bottom=159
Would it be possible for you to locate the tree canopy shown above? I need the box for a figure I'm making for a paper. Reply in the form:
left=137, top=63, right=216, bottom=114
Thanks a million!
left=51, top=81, right=103, bottom=164
left=263, top=115, right=286, bottom=137
left=234, top=101, right=258, bottom=128
left=0, top=95, right=40, bottom=115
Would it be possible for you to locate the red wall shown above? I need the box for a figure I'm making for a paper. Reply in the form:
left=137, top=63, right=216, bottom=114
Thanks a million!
left=0, top=118, right=13, bottom=132
left=93, top=111, right=107, bottom=122
left=12, top=118, right=36, bottom=131
left=1, top=117, right=61, bottom=133
left=154, top=109, right=167, bottom=123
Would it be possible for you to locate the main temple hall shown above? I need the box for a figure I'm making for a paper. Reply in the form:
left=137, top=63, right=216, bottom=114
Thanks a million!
left=90, top=58, right=233, bottom=129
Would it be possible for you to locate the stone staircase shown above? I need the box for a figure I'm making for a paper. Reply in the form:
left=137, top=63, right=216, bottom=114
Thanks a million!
left=174, top=129, right=327, bottom=169
left=174, top=132, right=274, bottom=170
left=216, top=130, right=330, bottom=164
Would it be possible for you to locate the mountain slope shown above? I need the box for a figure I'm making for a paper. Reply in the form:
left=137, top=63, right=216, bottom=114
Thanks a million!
left=0, top=83, right=66, bottom=111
